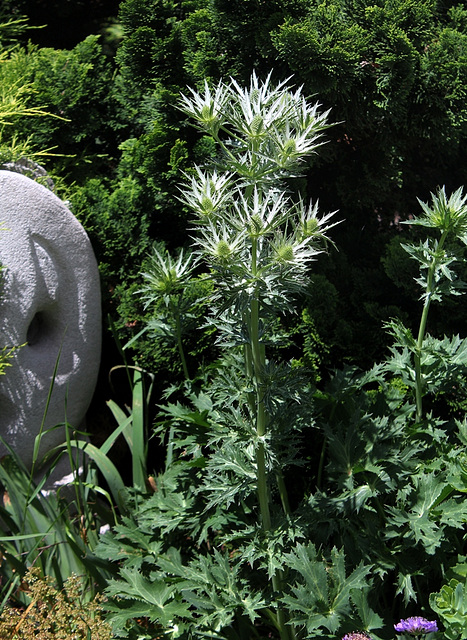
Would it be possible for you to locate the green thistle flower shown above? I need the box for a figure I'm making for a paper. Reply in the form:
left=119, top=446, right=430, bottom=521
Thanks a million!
left=178, top=79, right=230, bottom=135
left=178, top=167, right=233, bottom=219
left=411, top=186, right=467, bottom=242
left=138, top=245, right=198, bottom=301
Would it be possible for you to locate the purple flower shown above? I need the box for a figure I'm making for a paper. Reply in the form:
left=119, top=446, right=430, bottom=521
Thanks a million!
left=394, top=617, right=438, bottom=635
left=342, top=633, right=372, bottom=640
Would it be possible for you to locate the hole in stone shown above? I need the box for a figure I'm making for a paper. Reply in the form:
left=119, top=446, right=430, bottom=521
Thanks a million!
left=27, top=312, right=45, bottom=346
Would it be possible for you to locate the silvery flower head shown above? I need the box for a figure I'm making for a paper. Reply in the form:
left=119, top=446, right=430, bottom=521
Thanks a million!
left=138, top=245, right=198, bottom=303
left=178, top=79, right=230, bottom=136
left=394, top=617, right=438, bottom=636
left=409, top=186, right=467, bottom=243
left=178, top=167, right=234, bottom=220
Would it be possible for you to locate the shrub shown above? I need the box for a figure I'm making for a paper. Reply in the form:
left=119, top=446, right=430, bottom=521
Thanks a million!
left=0, top=567, right=113, bottom=640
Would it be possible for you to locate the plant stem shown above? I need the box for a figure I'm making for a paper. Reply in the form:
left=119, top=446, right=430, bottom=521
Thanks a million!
left=247, top=238, right=295, bottom=640
left=249, top=237, right=271, bottom=529
left=414, top=230, right=448, bottom=422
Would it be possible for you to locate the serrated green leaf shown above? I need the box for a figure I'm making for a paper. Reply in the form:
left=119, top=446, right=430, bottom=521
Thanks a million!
left=351, top=588, right=384, bottom=632
left=282, top=544, right=371, bottom=634
left=106, top=568, right=192, bottom=626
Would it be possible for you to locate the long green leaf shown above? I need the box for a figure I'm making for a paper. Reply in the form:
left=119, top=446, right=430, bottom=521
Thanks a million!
left=105, top=400, right=134, bottom=451
left=63, top=440, right=128, bottom=513
left=131, top=368, right=147, bottom=489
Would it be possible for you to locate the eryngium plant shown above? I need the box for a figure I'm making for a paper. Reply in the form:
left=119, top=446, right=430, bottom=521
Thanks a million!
left=177, top=69, right=338, bottom=560
left=384, top=186, right=467, bottom=422
left=98, top=72, right=380, bottom=640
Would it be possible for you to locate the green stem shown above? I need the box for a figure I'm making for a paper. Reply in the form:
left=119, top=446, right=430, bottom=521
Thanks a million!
left=249, top=241, right=270, bottom=526
left=247, top=238, right=294, bottom=640
left=214, top=130, right=242, bottom=165
left=244, top=341, right=256, bottom=417
left=414, top=230, right=448, bottom=422
left=256, top=438, right=271, bottom=529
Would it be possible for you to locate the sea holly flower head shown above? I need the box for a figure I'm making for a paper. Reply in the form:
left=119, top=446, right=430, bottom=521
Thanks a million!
left=273, top=107, right=330, bottom=169
left=229, top=71, right=292, bottom=139
left=297, top=199, right=341, bottom=243
left=178, top=79, right=230, bottom=135
left=178, top=167, right=234, bottom=220
left=394, top=617, right=438, bottom=636
left=231, top=188, right=289, bottom=238
left=195, top=221, right=245, bottom=265
left=293, top=92, right=331, bottom=131
left=139, top=245, right=198, bottom=302
left=271, top=235, right=321, bottom=269
left=409, top=186, right=467, bottom=242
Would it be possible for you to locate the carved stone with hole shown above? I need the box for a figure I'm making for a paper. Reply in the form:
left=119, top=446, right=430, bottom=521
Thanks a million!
left=0, top=170, right=101, bottom=475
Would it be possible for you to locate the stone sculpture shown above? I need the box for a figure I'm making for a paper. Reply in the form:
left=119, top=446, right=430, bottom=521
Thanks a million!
left=0, top=169, right=101, bottom=474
